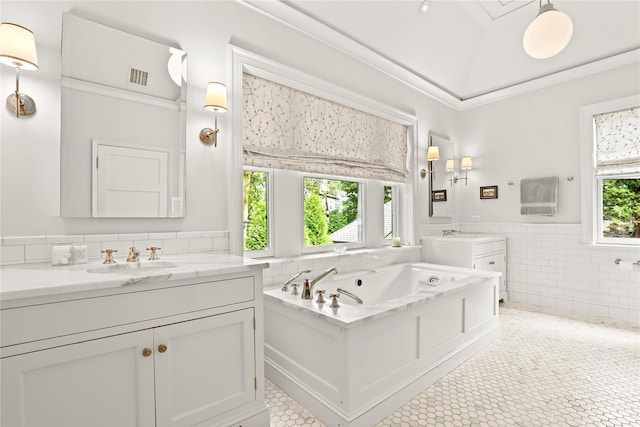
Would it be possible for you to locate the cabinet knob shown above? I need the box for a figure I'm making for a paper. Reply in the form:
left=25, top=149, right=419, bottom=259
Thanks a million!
left=489, top=261, right=496, bottom=265
left=142, top=348, right=152, bottom=357
left=158, top=344, right=168, bottom=353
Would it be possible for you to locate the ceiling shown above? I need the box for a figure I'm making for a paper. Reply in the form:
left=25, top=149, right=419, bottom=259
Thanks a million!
left=243, top=0, right=640, bottom=109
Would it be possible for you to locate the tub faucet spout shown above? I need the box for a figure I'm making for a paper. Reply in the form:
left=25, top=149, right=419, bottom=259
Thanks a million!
left=282, top=269, right=311, bottom=291
left=307, top=267, right=338, bottom=295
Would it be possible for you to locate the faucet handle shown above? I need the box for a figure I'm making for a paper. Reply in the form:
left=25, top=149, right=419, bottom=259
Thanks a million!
left=290, top=283, right=299, bottom=296
left=281, top=282, right=290, bottom=292
left=101, top=249, right=118, bottom=264
left=315, top=290, right=326, bottom=304
left=146, top=246, right=161, bottom=260
left=329, top=293, right=340, bottom=309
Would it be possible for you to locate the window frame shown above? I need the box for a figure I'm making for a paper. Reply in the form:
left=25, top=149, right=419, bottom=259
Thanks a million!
left=579, top=95, right=640, bottom=246
left=242, top=166, right=274, bottom=258
left=301, top=174, right=366, bottom=254
left=383, top=184, right=400, bottom=244
left=229, top=47, right=418, bottom=257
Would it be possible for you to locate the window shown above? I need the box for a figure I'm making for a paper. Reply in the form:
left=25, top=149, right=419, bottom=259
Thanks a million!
left=580, top=97, right=640, bottom=245
left=384, top=185, right=397, bottom=241
left=303, top=176, right=362, bottom=248
left=243, top=168, right=273, bottom=256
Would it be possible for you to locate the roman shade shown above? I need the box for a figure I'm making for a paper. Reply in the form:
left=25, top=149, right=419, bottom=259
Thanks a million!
left=242, top=73, right=408, bottom=182
left=594, top=106, right=640, bottom=176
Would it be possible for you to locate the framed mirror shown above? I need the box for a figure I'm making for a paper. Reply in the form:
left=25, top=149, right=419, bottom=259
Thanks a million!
left=60, top=14, right=187, bottom=218
left=428, top=133, right=454, bottom=218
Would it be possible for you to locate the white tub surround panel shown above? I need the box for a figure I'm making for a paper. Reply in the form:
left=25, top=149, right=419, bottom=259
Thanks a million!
left=1, top=254, right=269, bottom=427
left=264, top=262, right=500, bottom=427
left=0, top=230, right=229, bottom=266
left=419, top=223, right=640, bottom=323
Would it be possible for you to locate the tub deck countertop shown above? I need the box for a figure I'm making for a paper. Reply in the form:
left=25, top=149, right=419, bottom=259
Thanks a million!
left=264, top=263, right=500, bottom=328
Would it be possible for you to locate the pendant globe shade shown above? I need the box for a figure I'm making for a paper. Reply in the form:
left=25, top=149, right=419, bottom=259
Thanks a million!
left=523, top=2, right=573, bottom=59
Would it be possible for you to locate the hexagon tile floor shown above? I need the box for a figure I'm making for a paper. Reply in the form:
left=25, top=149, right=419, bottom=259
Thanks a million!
left=265, top=303, right=640, bottom=427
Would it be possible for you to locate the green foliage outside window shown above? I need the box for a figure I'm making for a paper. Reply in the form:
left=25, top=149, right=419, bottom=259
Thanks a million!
left=304, top=177, right=359, bottom=246
left=602, top=178, right=640, bottom=238
left=243, top=170, right=268, bottom=251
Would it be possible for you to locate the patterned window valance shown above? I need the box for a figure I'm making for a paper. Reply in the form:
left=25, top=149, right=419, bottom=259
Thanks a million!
left=594, top=106, right=640, bottom=176
left=242, top=73, right=408, bottom=182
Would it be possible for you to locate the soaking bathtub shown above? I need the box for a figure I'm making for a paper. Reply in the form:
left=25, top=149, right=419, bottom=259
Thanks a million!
left=264, top=262, right=500, bottom=427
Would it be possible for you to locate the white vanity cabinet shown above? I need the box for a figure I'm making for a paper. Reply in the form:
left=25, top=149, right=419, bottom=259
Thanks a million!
left=1, top=267, right=269, bottom=427
left=421, top=235, right=508, bottom=301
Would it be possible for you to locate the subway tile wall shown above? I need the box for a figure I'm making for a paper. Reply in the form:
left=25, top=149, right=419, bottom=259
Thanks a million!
left=0, top=231, right=230, bottom=266
left=420, top=223, right=640, bottom=324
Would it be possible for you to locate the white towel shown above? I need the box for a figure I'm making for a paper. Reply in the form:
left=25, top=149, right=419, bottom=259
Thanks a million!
left=520, top=177, right=559, bottom=216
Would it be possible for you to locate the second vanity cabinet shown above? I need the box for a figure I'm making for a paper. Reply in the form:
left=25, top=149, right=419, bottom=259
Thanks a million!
left=1, top=267, right=269, bottom=427
left=421, top=235, right=508, bottom=302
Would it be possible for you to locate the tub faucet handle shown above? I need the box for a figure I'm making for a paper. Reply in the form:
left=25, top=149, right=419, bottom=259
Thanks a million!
left=290, top=283, right=299, bottom=296
left=329, top=293, right=340, bottom=309
left=315, top=290, right=326, bottom=304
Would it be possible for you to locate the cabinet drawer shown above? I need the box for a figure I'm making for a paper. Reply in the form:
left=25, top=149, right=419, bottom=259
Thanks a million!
left=1, top=276, right=255, bottom=348
left=472, top=240, right=504, bottom=257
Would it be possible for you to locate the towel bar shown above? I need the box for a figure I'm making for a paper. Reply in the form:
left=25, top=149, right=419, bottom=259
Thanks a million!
left=614, top=258, right=640, bottom=267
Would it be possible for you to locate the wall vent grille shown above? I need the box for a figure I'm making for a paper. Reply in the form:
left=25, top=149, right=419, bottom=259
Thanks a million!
left=129, top=68, right=149, bottom=86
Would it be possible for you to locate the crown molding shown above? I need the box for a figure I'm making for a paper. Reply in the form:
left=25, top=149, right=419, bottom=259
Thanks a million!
left=240, top=0, right=640, bottom=111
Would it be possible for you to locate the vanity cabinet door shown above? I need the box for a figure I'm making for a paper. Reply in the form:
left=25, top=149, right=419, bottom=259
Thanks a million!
left=473, top=252, right=506, bottom=300
left=154, top=308, right=256, bottom=427
left=1, top=329, right=156, bottom=427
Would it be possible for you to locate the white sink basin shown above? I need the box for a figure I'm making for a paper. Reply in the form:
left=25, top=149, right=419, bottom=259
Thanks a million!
left=87, top=261, right=180, bottom=274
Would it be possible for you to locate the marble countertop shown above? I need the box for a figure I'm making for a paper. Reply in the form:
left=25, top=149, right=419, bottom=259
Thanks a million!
left=420, top=233, right=506, bottom=243
left=1, top=253, right=268, bottom=303
left=264, top=263, right=499, bottom=328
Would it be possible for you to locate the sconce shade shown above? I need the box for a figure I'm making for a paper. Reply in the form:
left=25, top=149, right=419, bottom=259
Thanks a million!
left=0, top=23, right=39, bottom=70
left=461, top=156, right=473, bottom=170
left=427, top=146, right=440, bottom=161
left=523, top=2, right=573, bottom=59
left=445, top=159, right=455, bottom=172
left=203, top=82, right=228, bottom=112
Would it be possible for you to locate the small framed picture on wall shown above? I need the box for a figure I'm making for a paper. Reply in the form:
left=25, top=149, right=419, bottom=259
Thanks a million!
left=432, top=189, right=447, bottom=202
left=480, top=186, right=498, bottom=199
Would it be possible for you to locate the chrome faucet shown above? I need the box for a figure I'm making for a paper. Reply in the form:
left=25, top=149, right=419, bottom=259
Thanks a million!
left=282, top=269, right=311, bottom=292
left=307, top=267, right=338, bottom=295
left=337, top=288, right=363, bottom=304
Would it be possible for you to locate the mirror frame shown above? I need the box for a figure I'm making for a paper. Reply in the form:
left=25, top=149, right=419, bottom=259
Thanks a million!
left=428, top=133, right=454, bottom=218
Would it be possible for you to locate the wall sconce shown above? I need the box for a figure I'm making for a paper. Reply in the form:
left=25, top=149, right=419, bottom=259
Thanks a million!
left=199, top=82, right=228, bottom=147
left=452, top=156, right=473, bottom=185
left=420, top=145, right=440, bottom=178
left=0, top=22, right=39, bottom=117
left=523, top=0, right=573, bottom=59
left=427, top=146, right=440, bottom=162
left=445, top=159, right=455, bottom=186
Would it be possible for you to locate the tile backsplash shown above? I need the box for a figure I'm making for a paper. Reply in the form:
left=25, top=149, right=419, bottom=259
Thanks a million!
left=420, top=223, right=640, bottom=324
left=0, top=231, right=230, bottom=265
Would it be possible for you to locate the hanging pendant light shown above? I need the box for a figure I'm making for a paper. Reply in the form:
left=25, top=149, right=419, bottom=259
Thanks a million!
left=523, top=0, right=573, bottom=59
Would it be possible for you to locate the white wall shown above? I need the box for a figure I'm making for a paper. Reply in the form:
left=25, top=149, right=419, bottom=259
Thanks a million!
left=1, top=2, right=638, bottom=322
left=455, top=63, right=640, bottom=224
left=0, top=0, right=456, bottom=238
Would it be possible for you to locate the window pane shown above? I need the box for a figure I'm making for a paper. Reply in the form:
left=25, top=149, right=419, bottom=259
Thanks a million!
left=601, top=178, right=640, bottom=239
left=303, top=177, right=361, bottom=246
left=384, top=185, right=393, bottom=240
left=243, top=170, right=269, bottom=251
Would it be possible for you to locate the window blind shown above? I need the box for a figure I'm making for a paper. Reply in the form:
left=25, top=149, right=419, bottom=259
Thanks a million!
left=594, top=106, right=640, bottom=176
left=242, top=73, right=408, bottom=182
